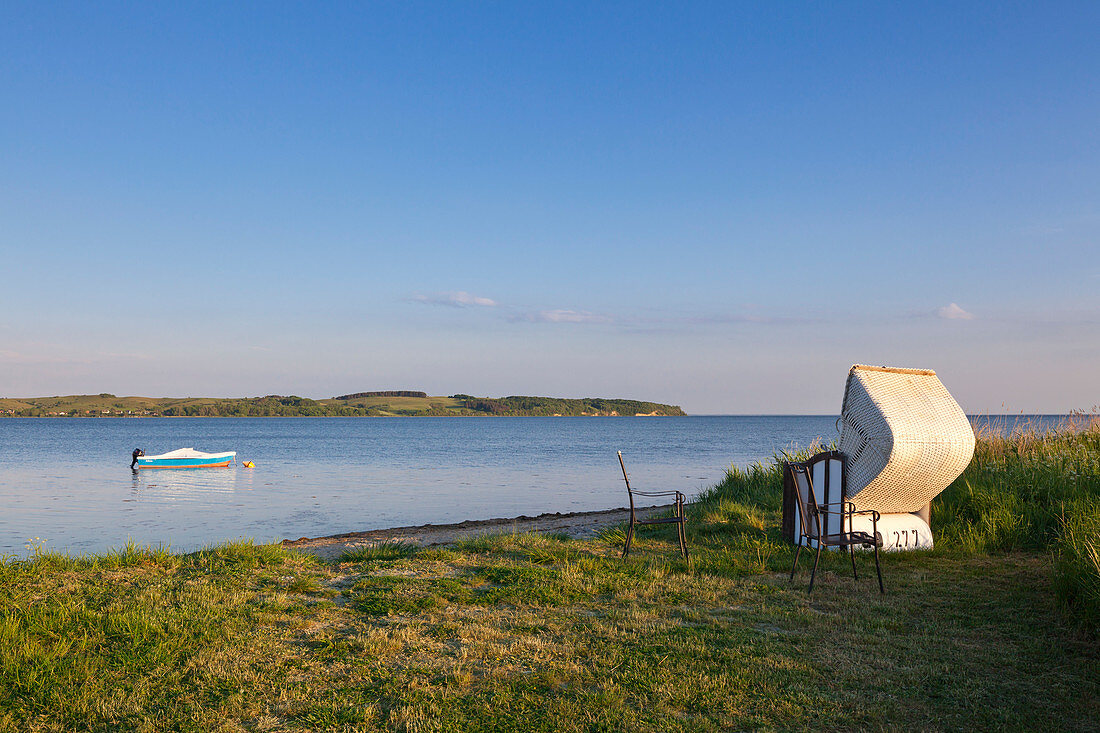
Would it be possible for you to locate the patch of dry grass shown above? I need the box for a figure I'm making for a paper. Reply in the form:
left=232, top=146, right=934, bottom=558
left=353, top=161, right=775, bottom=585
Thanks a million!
left=2, top=526, right=1098, bottom=731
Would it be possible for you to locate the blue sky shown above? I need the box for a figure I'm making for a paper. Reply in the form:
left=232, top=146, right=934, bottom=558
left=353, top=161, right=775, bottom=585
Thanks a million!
left=2, top=2, right=1097, bottom=413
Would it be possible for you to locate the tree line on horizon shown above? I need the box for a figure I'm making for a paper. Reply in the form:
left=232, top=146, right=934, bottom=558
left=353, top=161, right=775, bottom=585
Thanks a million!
left=0, top=394, right=685, bottom=417
left=450, top=395, right=685, bottom=416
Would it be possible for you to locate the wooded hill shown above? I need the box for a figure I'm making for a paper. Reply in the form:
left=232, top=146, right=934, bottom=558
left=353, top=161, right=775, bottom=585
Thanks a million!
left=0, top=393, right=686, bottom=417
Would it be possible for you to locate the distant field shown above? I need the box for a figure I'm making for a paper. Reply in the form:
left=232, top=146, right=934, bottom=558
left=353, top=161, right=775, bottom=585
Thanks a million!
left=0, top=394, right=685, bottom=417
left=319, top=395, right=466, bottom=413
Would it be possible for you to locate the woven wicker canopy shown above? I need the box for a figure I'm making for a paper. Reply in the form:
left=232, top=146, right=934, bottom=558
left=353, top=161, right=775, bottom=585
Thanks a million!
left=838, top=365, right=975, bottom=514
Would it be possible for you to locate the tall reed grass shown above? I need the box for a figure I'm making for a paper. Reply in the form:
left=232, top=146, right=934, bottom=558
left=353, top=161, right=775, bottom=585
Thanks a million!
left=691, top=443, right=824, bottom=517
left=703, top=418, right=1100, bottom=631
left=935, top=413, right=1100, bottom=628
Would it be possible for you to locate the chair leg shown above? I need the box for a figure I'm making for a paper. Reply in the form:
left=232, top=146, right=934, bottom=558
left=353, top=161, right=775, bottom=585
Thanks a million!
left=622, top=520, right=635, bottom=559
left=678, top=517, right=688, bottom=560
left=677, top=500, right=688, bottom=560
left=874, top=543, right=885, bottom=595
left=808, top=542, right=823, bottom=593
left=849, top=543, right=858, bottom=581
left=790, top=540, right=803, bottom=580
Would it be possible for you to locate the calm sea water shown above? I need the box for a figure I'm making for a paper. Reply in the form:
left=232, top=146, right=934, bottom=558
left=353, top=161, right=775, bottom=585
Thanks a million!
left=0, top=415, right=1068, bottom=556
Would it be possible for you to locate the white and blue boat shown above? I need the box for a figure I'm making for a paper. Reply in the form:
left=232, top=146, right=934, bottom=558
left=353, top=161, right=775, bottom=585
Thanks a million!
left=136, top=448, right=236, bottom=469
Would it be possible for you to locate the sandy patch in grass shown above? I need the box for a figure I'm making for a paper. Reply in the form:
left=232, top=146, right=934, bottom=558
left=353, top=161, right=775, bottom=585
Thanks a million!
left=282, top=505, right=673, bottom=560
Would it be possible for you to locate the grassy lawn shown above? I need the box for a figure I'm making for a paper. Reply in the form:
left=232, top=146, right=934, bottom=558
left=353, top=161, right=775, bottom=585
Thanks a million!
left=2, top=537, right=1096, bottom=730
left=2, top=422, right=1098, bottom=731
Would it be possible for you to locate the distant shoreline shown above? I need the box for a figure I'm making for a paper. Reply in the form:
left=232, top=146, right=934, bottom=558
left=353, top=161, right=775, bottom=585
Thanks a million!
left=0, top=414, right=684, bottom=419
left=0, top=393, right=686, bottom=418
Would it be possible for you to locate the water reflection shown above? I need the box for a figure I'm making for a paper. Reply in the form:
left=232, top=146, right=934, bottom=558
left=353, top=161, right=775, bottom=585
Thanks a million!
left=2, top=415, right=1074, bottom=557
left=128, top=467, right=241, bottom=501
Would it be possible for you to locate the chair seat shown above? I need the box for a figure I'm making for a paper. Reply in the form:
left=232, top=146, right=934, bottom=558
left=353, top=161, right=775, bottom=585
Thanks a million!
left=816, top=531, right=881, bottom=548
left=635, top=516, right=685, bottom=526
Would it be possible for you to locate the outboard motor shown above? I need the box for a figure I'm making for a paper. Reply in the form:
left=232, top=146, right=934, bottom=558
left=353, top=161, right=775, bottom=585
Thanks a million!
left=131, top=448, right=145, bottom=469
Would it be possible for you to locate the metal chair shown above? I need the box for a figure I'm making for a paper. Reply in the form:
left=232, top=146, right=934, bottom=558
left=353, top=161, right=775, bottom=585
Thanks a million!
left=789, top=461, right=884, bottom=594
left=617, top=451, right=688, bottom=559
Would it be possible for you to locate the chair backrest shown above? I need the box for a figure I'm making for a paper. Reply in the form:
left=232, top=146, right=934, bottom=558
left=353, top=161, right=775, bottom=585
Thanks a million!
left=789, top=463, right=821, bottom=540
left=806, top=451, right=846, bottom=536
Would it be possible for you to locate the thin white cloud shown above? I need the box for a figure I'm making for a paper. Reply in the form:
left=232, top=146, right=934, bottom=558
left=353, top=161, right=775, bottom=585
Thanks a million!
left=0, top=349, right=89, bottom=365
left=0, top=349, right=150, bottom=365
left=0, top=350, right=45, bottom=364
left=507, top=307, right=805, bottom=328
left=98, top=351, right=154, bottom=361
left=674, top=313, right=805, bottom=325
left=517, top=309, right=613, bottom=324
left=937, top=303, right=974, bottom=320
left=411, top=291, right=498, bottom=308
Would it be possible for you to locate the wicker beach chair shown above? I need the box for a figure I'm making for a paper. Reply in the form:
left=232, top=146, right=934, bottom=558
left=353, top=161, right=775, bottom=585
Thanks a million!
left=788, top=459, right=884, bottom=594
left=617, top=451, right=688, bottom=559
left=840, top=365, right=975, bottom=516
left=783, top=365, right=975, bottom=552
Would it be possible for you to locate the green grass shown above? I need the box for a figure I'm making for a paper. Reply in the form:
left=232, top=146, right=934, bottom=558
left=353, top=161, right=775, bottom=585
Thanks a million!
left=1, top=429, right=1099, bottom=731
left=697, top=418, right=1100, bottom=633
left=934, top=416, right=1100, bottom=627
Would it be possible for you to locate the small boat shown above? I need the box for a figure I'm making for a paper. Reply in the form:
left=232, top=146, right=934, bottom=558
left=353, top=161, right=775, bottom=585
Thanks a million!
left=136, top=448, right=236, bottom=469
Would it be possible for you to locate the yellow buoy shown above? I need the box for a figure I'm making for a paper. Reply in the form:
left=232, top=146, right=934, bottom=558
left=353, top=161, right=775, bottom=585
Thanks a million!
left=243, top=461, right=255, bottom=468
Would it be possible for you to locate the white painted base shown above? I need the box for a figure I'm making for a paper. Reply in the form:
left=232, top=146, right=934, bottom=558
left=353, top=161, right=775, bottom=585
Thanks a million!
left=796, top=513, right=933, bottom=552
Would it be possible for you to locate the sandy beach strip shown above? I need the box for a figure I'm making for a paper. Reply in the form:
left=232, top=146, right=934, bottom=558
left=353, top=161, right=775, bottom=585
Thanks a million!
left=281, top=504, right=674, bottom=560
